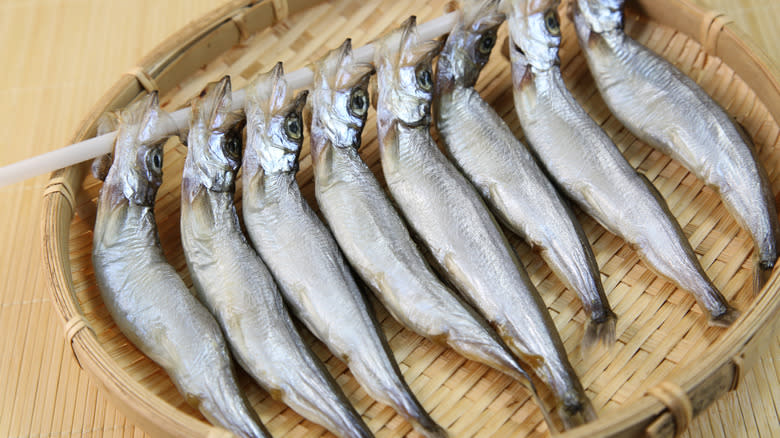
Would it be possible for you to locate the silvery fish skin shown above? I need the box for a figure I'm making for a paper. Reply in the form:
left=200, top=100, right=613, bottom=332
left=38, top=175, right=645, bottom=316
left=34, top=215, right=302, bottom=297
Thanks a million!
left=310, top=40, right=534, bottom=386
left=374, top=17, right=594, bottom=429
left=91, top=92, right=269, bottom=438
left=571, top=0, right=779, bottom=290
left=241, top=63, right=445, bottom=438
left=180, top=77, right=372, bottom=438
left=435, top=0, right=616, bottom=356
left=503, top=0, right=739, bottom=326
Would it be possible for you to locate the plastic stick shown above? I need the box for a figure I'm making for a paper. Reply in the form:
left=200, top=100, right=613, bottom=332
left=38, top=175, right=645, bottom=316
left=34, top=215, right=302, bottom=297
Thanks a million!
left=0, top=12, right=458, bottom=188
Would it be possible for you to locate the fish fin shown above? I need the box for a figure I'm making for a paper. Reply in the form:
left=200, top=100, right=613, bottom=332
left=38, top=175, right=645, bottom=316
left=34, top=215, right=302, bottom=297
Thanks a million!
left=533, top=391, right=559, bottom=434
left=319, top=39, right=375, bottom=90
left=709, top=304, right=740, bottom=328
left=462, top=0, right=504, bottom=32
left=444, top=1, right=458, bottom=13
left=97, top=112, right=119, bottom=136
left=399, top=16, right=443, bottom=66
left=369, top=75, right=379, bottom=110
left=91, top=154, right=113, bottom=181
left=558, top=393, right=597, bottom=430
left=408, top=419, right=448, bottom=438
left=119, top=91, right=178, bottom=145
left=581, top=310, right=617, bottom=360
left=92, top=112, right=120, bottom=180
left=753, top=255, right=773, bottom=295
left=500, top=33, right=510, bottom=61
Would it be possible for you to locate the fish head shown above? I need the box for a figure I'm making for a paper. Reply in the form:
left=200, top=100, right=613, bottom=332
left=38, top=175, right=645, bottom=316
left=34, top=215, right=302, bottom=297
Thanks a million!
left=104, top=91, right=176, bottom=206
left=309, top=39, right=375, bottom=155
left=438, top=0, right=505, bottom=89
left=373, top=16, right=442, bottom=128
left=185, top=76, right=246, bottom=192
left=244, top=62, right=309, bottom=175
left=574, top=0, right=623, bottom=34
left=501, top=0, right=562, bottom=72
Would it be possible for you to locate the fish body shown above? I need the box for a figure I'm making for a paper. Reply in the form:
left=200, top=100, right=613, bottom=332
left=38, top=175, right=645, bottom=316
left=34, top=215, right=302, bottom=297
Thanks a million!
left=92, top=93, right=269, bottom=438
left=241, top=64, right=445, bottom=438
left=503, top=0, right=738, bottom=325
left=310, top=40, right=532, bottom=384
left=435, top=0, right=615, bottom=355
left=571, top=0, right=779, bottom=289
left=180, top=77, right=372, bottom=438
left=373, top=17, right=594, bottom=429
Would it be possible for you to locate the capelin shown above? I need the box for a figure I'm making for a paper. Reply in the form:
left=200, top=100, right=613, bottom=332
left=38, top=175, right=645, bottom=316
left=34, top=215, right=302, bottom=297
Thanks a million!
left=573, top=0, right=624, bottom=34
left=501, top=0, right=562, bottom=72
left=438, top=0, right=505, bottom=89
left=103, top=91, right=177, bottom=206
left=373, top=16, right=442, bottom=129
left=184, top=76, right=246, bottom=193
left=244, top=63, right=309, bottom=175
left=309, top=38, right=375, bottom=161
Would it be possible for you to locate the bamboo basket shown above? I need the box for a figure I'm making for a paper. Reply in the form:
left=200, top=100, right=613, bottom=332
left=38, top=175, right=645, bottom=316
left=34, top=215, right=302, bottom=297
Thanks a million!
left=40, top=0, right=780, bottom=436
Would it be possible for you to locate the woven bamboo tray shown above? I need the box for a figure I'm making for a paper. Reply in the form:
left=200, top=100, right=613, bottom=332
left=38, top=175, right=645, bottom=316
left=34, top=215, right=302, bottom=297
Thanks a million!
left=40, top=0, right=780, bottom=436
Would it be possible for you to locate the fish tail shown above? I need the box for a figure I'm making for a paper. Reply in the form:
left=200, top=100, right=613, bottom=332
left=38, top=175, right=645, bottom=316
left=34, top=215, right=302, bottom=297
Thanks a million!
left=709, top=304, right=741, bottom=328
left=408, top=416, right=448, bottom=438
left=557, top=391, right=597, bottom=430
left=390, top=385, right=447, bottom=438
left=581, top=309, right=617, bottom=360
left=753, top=254, right=774, bottom=295
left=198, top=369, right=270, bottom=438
left=519, top=374, right=559, bottom=432
left=351, top=354, right=446, bottom=437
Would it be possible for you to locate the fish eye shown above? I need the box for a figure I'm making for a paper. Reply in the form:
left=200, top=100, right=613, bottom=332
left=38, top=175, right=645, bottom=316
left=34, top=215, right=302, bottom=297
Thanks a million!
left=416, top=66, right=433, bottom=91
left=223, top=135, right=241, bottom=160
left=147, top=148, right=163, bottom=172
left=285, top=113, right=302, bottom=141
left=544, top=9, right=560, bottom=36
left=348, top=88, right=368, bottom=117
left=478, top=30, right=497, bottom=55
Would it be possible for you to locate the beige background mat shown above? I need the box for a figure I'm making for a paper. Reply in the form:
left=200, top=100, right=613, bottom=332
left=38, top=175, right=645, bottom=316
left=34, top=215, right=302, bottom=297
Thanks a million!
left=0, top=0, right=777, bottom=437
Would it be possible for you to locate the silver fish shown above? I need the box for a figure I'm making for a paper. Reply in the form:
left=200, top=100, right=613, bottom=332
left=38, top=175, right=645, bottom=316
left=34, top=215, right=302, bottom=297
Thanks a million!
left=374, top=17, right=594, bottom=429
left=571, top=0, right=779, bottom=291
left=503, top=0, right=739, bottom=326
left=310, top=39, right=535, bottom=386
left=180, top=77, right=372, bottom=438
left=91, top=92, right=269, bottom=438
left=435, top=0, right=616, bottom=356
left=241, top=63, right=446, bottom=438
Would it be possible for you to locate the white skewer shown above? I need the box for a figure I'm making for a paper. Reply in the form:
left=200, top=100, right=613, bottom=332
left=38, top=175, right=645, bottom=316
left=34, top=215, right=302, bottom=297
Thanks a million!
left=0, top=12, right=458, bottom=188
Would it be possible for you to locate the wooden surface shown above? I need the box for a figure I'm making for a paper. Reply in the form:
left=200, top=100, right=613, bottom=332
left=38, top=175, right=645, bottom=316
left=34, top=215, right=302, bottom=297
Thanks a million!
left=0, top=1, right=777, bottom=437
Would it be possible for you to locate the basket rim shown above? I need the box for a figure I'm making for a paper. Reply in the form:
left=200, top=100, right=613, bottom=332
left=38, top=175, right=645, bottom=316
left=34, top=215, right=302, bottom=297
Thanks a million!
left=39, top=0, right=780, bottom=437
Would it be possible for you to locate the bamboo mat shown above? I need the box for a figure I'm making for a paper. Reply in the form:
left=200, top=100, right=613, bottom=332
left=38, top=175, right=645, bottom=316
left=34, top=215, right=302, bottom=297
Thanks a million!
left=0, top=0, right=777, bottom=437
